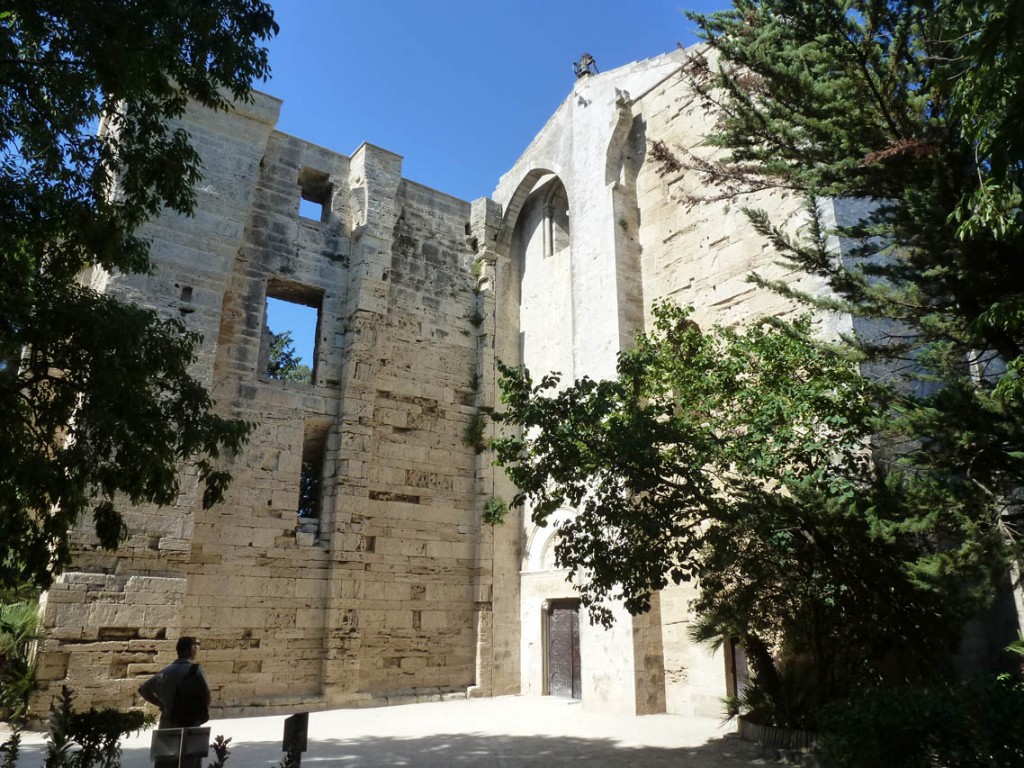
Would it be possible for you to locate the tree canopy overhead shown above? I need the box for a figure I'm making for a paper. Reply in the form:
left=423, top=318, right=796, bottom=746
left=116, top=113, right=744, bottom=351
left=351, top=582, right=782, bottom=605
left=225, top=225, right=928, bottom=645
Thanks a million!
left=0, top=1, right=278, bottom=590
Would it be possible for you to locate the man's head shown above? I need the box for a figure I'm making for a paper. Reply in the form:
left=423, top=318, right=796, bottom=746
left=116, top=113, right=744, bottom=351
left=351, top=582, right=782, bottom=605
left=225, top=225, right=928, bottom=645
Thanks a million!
left=176, top=636, right=198, bottom=660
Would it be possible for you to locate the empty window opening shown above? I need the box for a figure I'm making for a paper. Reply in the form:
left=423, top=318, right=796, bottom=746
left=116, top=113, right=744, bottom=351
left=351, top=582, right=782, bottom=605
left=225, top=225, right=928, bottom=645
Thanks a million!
left=263, top=280, right=323, bottom=384
left=298, top=167, right=332, bottom=223
left=299, top=198, right=323, bottom=221
left=297, top=418, right=332, bottom=541
left=299, top=447, right=324, bottom=519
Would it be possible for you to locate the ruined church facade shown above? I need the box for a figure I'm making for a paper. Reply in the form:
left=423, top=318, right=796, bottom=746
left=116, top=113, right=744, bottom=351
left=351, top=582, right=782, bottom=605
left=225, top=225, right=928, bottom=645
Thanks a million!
left=31, top=49, right=816, bottom=719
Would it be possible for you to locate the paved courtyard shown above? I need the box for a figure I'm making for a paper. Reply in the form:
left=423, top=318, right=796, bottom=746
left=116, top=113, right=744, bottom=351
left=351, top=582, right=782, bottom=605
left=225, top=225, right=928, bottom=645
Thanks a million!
left=6, top=695, right=771, bottom=767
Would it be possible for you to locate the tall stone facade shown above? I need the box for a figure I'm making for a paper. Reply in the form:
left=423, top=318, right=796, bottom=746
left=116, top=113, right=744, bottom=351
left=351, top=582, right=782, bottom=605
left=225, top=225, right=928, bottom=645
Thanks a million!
left=32, top=90, right=520, bottom=718
left=32, top=48, right=842, bottom=719
left=490, top=50, right=840, bottom=718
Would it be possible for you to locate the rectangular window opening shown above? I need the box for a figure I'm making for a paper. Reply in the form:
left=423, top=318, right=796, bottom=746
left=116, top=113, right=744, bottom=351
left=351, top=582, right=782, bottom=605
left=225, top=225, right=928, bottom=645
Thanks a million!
left=298, top=167, right=332, bottom=223
left=299, top=424, right=328, bottom=519
left=263, top=279, right=323, bottom=385
left=297, top=418, right=332, bottom=543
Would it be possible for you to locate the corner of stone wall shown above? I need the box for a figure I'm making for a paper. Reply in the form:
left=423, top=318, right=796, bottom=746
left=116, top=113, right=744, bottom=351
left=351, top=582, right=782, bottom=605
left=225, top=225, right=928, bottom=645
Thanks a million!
left=467, top=197, right=523, bottom=697
left=31, top=573, right=185, bottom=716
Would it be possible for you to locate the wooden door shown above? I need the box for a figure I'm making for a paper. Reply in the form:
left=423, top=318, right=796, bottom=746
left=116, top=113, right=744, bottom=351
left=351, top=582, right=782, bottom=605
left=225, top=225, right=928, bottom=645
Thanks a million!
left=547, top=602, right=581, bottom=699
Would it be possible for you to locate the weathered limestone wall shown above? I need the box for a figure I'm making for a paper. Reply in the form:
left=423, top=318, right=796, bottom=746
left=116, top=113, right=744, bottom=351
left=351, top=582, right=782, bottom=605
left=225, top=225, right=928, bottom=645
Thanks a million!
left=630, top=58, right=836, bottom=334
left=33, top=44, right=856, bottom=724
left=33, top=92, right=285, bottom=715
left=33, top=93, right=518, bottom=717
left=344, top=174, right=479, bottom=698
left=478, top=197, right=526, bottom=699
left=489, top=49, right=825, bottom=718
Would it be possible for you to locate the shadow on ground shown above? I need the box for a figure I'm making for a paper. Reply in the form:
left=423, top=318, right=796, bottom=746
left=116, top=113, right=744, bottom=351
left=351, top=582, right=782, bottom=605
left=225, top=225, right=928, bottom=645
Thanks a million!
left=7, top=697, right=773, bottom=768
left=108, top=730, right=769, bottom=767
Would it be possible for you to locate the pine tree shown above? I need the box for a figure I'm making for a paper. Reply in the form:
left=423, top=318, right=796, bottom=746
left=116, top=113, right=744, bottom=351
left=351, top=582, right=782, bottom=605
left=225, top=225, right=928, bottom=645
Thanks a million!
left=267, top=331, right=313, bottom=384
left=683, top=0, right=1024, bottom=553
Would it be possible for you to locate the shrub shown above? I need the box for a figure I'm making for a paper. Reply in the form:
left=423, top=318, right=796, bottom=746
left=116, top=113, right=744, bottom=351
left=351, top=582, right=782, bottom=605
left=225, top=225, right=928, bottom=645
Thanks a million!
left=0, top=725, right=20, bottom=768
left=44, top=686, right=154, bottom=768
left=207, top=735, right=232, bottom=767
left=0, top=602, right=40, bottom=722
left=820, top=676, right=1024, bottom=768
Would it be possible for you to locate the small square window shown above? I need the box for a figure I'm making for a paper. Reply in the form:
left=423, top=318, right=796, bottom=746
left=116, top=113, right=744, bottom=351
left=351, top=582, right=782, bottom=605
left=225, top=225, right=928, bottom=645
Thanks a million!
left=299, top=197, right=324, bottom=221
left=298, top=167, right=331, bottom=223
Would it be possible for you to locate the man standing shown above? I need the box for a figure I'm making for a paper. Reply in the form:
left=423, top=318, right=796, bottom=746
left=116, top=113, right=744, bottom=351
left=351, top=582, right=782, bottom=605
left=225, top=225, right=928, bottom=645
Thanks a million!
left=139, top=636, right=211, bottom=767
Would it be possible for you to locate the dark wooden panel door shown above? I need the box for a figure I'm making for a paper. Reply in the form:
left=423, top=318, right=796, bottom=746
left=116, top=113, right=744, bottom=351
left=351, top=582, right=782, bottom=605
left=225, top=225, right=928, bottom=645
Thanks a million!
left=547, top=603, right=581, bottom=699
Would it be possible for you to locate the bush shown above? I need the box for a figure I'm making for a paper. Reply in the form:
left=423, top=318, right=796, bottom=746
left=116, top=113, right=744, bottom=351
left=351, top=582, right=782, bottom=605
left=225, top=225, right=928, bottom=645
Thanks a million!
left=0, top=725, right=21, bottom=768
left=44, top=686, right=154, bottom=768
left=820, top=676, right=1024, bottom=768
left=0, top=602, right=40, bottom=722
left=728, top=657, right=824, bottom=730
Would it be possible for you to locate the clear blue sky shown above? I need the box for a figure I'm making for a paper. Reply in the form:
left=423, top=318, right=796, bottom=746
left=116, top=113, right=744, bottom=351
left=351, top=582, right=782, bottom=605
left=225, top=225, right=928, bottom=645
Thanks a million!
left=262, top=1, right=730, bottom=363
left=264, top=1, right=728, bottom=202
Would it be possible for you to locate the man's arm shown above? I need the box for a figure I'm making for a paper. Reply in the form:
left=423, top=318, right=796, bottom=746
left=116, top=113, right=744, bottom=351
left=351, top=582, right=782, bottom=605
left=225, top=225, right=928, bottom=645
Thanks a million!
left=138, top=675, right=162, bottom=707
left=198, top=664, right=212, bottom=706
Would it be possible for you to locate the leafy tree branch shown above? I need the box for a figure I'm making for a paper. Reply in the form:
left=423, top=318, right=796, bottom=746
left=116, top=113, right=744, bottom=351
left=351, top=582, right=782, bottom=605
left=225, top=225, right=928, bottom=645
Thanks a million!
left=0, top=1, right=278, bottom=589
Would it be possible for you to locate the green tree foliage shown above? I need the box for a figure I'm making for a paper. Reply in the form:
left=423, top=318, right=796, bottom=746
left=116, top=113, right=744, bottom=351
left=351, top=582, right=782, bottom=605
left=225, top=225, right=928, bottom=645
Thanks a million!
left=41, top=686, right=153, bottom=768
left=0, top=602, right=39, bottom=723
left=266, top=331, right=312, bottom=384
left=0, top=2, right=278, bottom=590
left=681, top=0, right=1024, bottom=539
left=493, top=303, right=1010, bottom=726
left=820, top=677, right=1024, bottom=768
left=298, top=460, right=320, bottom=519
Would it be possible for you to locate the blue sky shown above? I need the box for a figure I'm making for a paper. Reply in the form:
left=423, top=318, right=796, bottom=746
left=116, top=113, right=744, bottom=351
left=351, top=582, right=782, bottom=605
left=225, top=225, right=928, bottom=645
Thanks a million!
left=262, top=0, right=730, bottom=363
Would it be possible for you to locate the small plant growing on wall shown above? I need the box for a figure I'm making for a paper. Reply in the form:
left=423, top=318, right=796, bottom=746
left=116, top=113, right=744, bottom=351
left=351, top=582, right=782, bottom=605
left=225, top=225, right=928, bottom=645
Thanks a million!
left=482, top=496, right=507, bottom=526
left=464, top=412, right=487, bottom=454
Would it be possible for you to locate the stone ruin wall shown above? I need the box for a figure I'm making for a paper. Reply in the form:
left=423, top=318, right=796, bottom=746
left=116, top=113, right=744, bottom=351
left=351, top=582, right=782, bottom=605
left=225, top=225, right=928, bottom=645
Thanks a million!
left=491, top=49, right=823, bottom=718
left=31, top=46, right=852, bottom=722
left=31, top=91, right=521, bottom=717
